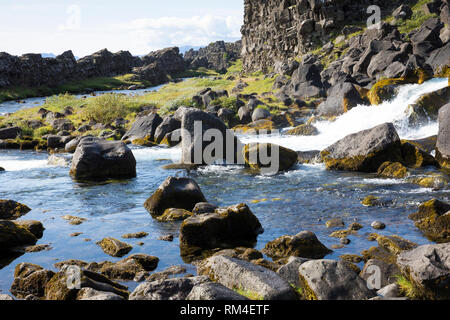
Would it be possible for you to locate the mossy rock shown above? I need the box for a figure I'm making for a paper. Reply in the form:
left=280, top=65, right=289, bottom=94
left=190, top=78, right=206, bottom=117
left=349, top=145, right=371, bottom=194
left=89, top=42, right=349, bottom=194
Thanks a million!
left=401, top=137, right=437, bottom=158
left=10, top=263, right=55, bottom=299
left=329, top=229, right=357, bottom=238
left=243, top=142, right=298, bottom=173
left=361, top=195, right=380, bottom=207
left=340, top=254, right=364, bottom=263
left=407, top=173, right=449, bottom=190
left=0, top=220, right=38, bottom=248
left=285, top=124, right=319, bottom=136
left=131, top=136, right=157, bottom=147
left=232, top=120, right=276, bottom=134
left=99, top=254, right=159, bottom=281
left=0, top=200, right=31, bottom=220
left=96, top=237, right=133, bottom=257
left=411, top=86, right=450, bottom=121
left=377, top=161, right=409, bottom=178
left=262, top=231, right=332, bottom=260
left=375, top=234, right=418, bottom=255
left=402, top=68, right=432, bottom=84
left=367, top=78, right=407, bottom=105
left=122, top=232, right=148, bottom=239
left=156, top=208, right=194, bottom=222
left=409, top=199, right=450, bottom=243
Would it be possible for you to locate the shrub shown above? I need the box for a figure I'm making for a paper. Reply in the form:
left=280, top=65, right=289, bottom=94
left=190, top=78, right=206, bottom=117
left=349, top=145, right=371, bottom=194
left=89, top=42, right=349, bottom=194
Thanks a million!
left=83, top=93, right=128, bottom=124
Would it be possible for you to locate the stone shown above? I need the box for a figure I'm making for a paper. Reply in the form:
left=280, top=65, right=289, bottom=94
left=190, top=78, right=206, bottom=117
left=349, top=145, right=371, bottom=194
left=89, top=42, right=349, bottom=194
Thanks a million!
left=0, top=294, right=13, bottom=300
left=243, top=143, right=298, bottom=174
left=69, top=137, right=136, bottom=180
left=276, top=256, right=309, bottom=288
left=186, top=282, right=249, bottom=300
left=10, top=263, right=55, bottom=299
left=377, top=283, right=400, bottom=298
left=129, top=276, right=209, bottom=300
left=96, top=238, right=133, bottom=257
left=317, top=82, right=365, bottom=117
left=97, top=254, right=159, bottom=280
left=360, top=259, right=401, bottom=289
left=436, top=103, right=450, bottom=168
left=321, top=123, right=402, bottom=172
left=397, top=243, right=450, bottom=300
left=156, top=208, right=194, bottom=222
left=180, top=203, right=263, bottom=254
left=144, top=176, right=207, bottom=217
left=197, top=255, right=296, bottom=300
left=0, top=220, right=39, bottom=249
left=192, top=202, right=218, bottom=214
left=263, top=231, right=332, bottom=260
left=154, top=116, right=181, bottom=144
left=122, top=232, right=148, bottom=239
left=392, top=4, right=413, bottom=20
left=408, top=199, right=450, bottom=243
left=77, top=287, right=125, bottom=300
left=0, top=200, right=31, bottom=220
left=251, top=107, right=271, bottom=122
left=122, top=113, right=163, bottom=142
left=326, top=218, right=345, bottom=228
left=377, top=162, right=408, bottom=178
left=299, top=259, right=376, bottom=300
left=371, top=221, right=386, bottom=230
left=426, top=42, right=450, bottom=77
left=0, top=127, right=21, bottom=139
left=285, top=124, right=318, bottom=136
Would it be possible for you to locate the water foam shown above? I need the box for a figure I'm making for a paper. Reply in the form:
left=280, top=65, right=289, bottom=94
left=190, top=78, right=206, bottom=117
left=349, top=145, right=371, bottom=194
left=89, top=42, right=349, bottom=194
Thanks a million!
left=241, top=78, right=448, bottom=151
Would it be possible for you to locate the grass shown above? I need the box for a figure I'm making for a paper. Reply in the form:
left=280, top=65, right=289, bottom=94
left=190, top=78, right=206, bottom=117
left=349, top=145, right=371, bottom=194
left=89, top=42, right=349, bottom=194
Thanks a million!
left=385, top=0, right=436, bottom=34
left=396, top=275, right=419, bottom=299
left=83, top=93, right=130, bottom=124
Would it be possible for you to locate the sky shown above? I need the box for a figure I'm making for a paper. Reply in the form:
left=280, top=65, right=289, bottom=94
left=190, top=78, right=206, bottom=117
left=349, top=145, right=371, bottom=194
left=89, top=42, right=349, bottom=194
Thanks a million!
left=0, top=0, right=244, bottom=57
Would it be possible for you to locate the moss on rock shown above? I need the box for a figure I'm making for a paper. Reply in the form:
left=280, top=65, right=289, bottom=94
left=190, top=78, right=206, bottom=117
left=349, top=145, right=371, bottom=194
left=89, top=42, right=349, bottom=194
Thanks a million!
left=377, top=161, right=409, bottom=178
left=156, top=208, right=194, bottom=222
left=409, top=199, right=450, bottom=243
left=0, top=200, right=31, bottom=220
left=96, top=237, right=133, bottom=257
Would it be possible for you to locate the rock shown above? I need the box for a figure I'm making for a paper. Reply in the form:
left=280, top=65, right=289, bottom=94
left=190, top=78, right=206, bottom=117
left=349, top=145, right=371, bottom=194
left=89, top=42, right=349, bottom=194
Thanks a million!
left=392, top=4, right=413, bottom=20
left=62, top=215, right=86, bottom=225
left=180, top=203, right=263, bottom=254
left=377, top=283, right=400, bottom=298
left=233, top=120, right=277, bottom=134
left=238, top=106, right=252, bottom=123
left=184, top=40, right=241, bottom=72
left=326, top=218, right=345, bottom=228
left=377, top=162, right=408, bottom=179
left=436, top=103, right=450, bottom=168
left=122, top=232, right=148, bottom=239
left=0, top=200, right=31, bottom=220
left=243, top=143, right=298, bottom=174
left=10, top=263, right=55, bottom=299
left=0, top=127, right=21, bottom=139
left=129, top=276, right=209, bottom=300
left=44, top=266, right=129, bottom=300
left=298, top=259, right=375, bottom=300
left=360, top=259, right=401, bottom=289
left=397, top=243, right=450, bottom=300
left=251, top=107, right=271, bottom=122
left=197, top=255, right=296, bottom=300
left=96, top=254, right=159, bottom=280
left=122, top=113, right=163, bottom=142
left=426, top=42, right=450, bottom=77
left=285, top=124, right=318, bottom=136
left=145, top=265, right=187, bottom=282
left=192, top=202, right=218, bottom=214
left=144, top=176, right=206, bottom=217
left=371, top=221, right=386, bottom=230
left=96, top=238, right=133, bottom=257
left=186, top=282, right=249, bottom=300
left=276, top=256, right=309, bottom=288
left=77, top=287, right=125, bottom=300
left=297, top=150, right=321, bottom=164
left=0, top=220, right=40, bottom=249
left=262, top=231, right=332, bottom=260
left=316, top=82, right=365, bottom=117
left=69, top=137, right=136, bottom=180
left=0, top=294, right=13, bottom=300
left=156, top=208, right=194, bottom=222
left=401, top=142, right=438, bottom=168
left=412, top=87, right=450, bottom=122
left=64, top=136, right=85, bottom=153
left=321, top=123, right=402, bottom=172
left=367, top=79, right=406, bottom=105
left=409, top=199, right=450, bottom=243
left=159, top=234, right=174, bottom=242
left=154, top=116, right=181, bottom=144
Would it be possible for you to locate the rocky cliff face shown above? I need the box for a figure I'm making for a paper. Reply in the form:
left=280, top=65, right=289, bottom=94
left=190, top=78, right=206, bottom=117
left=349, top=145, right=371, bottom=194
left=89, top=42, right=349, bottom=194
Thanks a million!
left=241, top=0, right=408, bottom=72
left=0, top=47, right=185, bottom=89
left=184, top=41, right=242, bottom=72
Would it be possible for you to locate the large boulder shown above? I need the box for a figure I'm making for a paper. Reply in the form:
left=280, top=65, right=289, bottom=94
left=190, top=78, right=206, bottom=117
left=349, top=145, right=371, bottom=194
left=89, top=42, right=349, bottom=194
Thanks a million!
left=154, top=116, right=181, bottom=144
left=0, top=220, right=42, bottom=249
left=409, top=199, right=450, bottom=243
left=276, top=256, right=309, bottom=288
left=180, top=203, right=263, bottom=253
left=316, top=82, right=365, bottom=117
left=0, top=127, right=21, bottom=139
left=122, top=113, right=163, bottom=142
left=426, top=42, right=450, bottom=77
left=180, top=109, right=243, bottom=165
left=298, top=260, right=376, bottom=300
left=69, top=137, right=136, bottom=180
left=10, top=263, right=55, bottom=299
left=262, top=231, right=332, bottom=260
left=251, top=107, right=271, bottom=122
left=321, top=123, right=402, bottom=172
left=243, top=143, right=298, bottom=174
left=197, top=255, right=296, bottom=300
left=397, top=243, right=450, bottom=300
left=144, top=177, right=206, bottom=217
left=411, top=87, right=450, bottom=122
left=436, top=103, right=450, bottom=169
left=0, top=200, right=31, bottom=220
left=129, top=276, right=209, bottom=300
left=360, top=259, right=401, bottom=289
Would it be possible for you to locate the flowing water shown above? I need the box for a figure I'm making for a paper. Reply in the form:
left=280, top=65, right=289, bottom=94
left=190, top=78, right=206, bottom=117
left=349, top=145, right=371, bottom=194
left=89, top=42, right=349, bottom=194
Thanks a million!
left=0, top=78, right=449, bottom=295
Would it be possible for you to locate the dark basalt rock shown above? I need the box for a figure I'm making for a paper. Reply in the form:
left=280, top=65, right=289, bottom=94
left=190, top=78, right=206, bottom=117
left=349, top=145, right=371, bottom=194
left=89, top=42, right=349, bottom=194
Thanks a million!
left=0, top=200, right=31, bottom=220
left=122, top=113, right=163, bottom=142
left=184, top=40, right=241, bottom=72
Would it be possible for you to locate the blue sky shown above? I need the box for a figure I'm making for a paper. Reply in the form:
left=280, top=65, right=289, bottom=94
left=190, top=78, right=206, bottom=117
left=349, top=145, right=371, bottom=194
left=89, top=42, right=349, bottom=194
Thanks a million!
left=0, top=0, right=243, bottom=57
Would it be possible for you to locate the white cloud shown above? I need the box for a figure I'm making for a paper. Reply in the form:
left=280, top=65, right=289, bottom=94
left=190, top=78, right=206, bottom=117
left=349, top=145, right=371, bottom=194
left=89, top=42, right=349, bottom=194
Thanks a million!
left=123, top=14, right=242, bottom=51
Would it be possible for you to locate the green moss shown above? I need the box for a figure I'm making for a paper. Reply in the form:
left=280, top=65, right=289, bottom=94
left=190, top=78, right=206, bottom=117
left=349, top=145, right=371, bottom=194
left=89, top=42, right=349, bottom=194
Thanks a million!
left=409, top=199, right=450, bottom=243
left=233, top=287, right=264, bottom=300
left=377, top=161, right=408, bottom=178
left=396, top=275, right=420, bottom=299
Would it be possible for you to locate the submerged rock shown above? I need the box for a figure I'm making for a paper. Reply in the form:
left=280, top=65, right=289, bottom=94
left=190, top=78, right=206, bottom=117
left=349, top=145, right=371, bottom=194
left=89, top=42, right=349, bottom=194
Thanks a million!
left=197, top=255, right=296, bottom=300
left=298, top=260, right=376, bottom=300
left=156, top=208, right=194, bottom=222
left=180, top=203, right=263, bottom=256
left=397, top=243, right=450, bottom=300
left=144, top=176, right=207, bottom=217
left=69, top=137, right=136, bottom=180
left=0, top=200, right=31, bottom=220
left=321, top=123, right=402, bottom=172
left=409, top=199, right=450, bottom=243
left=263, top=231, right=332, bottom=260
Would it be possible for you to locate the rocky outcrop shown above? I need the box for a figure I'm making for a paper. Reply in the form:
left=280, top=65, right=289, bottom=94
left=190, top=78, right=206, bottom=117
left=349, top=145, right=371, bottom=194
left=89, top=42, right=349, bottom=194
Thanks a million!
left=69, top=137, right=137, bottom=180
left=184, top=41, right=241, bottom=72
left=0, top=220, right=44, bottom=250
